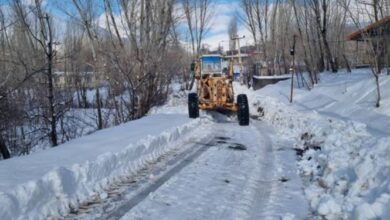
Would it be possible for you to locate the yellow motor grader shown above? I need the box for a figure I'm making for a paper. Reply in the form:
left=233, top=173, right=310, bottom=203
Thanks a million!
left=188, top=54, right=249, bottom=126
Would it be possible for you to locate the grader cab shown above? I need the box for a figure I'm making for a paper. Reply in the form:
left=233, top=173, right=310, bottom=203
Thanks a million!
left=188, top=55, right=249, bottom=126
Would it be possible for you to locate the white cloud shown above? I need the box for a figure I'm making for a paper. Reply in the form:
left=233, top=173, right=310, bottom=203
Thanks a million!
left=203, top=26, right=253, bottom=51
left=92, top=0, right=254, bottom=51
left=202, top=1, right=254, bottom=50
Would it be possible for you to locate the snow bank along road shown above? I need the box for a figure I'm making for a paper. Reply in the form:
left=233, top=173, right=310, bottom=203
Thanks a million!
left=0, top=112, right=308, bottom=219
left=240, top=71, right=390, bottom=219
left=68, top=116, right=308, bottom=220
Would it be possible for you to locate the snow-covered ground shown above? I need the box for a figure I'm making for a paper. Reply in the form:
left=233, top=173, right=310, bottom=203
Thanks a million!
left=0, top=82, right=308, bottom=220
left=0, top=114, right=203, bottom=219
left=238, top=69, right=390, bottom=219
left=121, top=120, right=307, bottom=220
left=1, top=69, right=388, bottom=220
left=257, top=69, right=390, bottom=134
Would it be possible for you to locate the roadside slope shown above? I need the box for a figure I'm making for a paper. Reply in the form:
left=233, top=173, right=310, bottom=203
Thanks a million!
left=0, top=114, right=204, bottom=220
left=256, top=70, right=390, bottom=135
left=236, top=70, right=390, bottom=219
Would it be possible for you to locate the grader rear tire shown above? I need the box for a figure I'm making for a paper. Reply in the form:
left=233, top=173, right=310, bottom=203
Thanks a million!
left=188, top=93, right=199, bottom=118
left=237, top=94, right=249, bottom=126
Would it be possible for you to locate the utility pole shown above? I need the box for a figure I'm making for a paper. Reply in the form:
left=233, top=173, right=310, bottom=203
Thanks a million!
left=231, top=35, right=245, bottom=83
left=218, top=40, right=226, bottom=54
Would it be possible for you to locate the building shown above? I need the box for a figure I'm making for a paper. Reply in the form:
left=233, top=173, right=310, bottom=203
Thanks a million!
left=347, top=16, right=390, bottom=72
left=347, top=16, right=390, bottom=41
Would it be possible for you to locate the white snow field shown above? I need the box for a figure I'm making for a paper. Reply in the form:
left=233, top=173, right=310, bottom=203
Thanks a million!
left=0, top=86, right=309, bottom=220
left=1, top=69, right=388, bottom=220
left=238, top=69, right=390, bottom=219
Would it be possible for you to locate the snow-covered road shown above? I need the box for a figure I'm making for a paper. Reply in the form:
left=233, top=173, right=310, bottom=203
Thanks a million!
left=122, top=120, right=307, bottom=220
left=3, top=70, right=390, bottom=219
left=69, top=116, right=308, bottom=220
left=0, top=87, right=310, bottom=220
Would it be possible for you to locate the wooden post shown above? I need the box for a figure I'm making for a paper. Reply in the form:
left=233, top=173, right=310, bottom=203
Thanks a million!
left=387, top=37, right=390, bottom=75
left=356, top=41, right=359, bottom=68
left=290, top=66, right=294, bottom=103
left=290, top=35, right=297, bottom=103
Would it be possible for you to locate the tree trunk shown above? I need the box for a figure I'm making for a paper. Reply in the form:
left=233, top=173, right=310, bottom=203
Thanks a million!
left=316, top=31, right=325, bottom=72
left=290, top=70, right=294, bottom=103
left=374, top=74, right=381, bottom=107
left=386, top=39, right=389, bottom=75
left=76, top=87, right=81, bottom=108
left=320, top=14, right=337, bottom=72
left=323, top=40, right=337, bottom=73
left=343, top=53, right=351, bottom=73
left=48, top=58, right=57, bottom=146
left=0, top=137, right=10, bottom=159
left=96, top=87, right=103, bottom=129
left=81, top=87, right=88, bottom=108
left=46, top=15, right=58, bottom=147
left=312, top=0, right=337, bottom=73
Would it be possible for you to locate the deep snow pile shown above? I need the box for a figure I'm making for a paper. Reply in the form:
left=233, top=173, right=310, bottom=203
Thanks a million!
left=237, top=70, right=390, bottom=219
left=257, top=69, right=390, bottom=134
left=0, top=114, right=205, bottom=220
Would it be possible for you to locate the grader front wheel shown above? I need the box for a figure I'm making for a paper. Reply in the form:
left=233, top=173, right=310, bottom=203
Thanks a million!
left=237, top=94, right=249, bottom=126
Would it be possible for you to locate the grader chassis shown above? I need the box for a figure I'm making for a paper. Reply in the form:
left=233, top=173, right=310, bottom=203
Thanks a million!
left=188, top=55, right=249, bottom=126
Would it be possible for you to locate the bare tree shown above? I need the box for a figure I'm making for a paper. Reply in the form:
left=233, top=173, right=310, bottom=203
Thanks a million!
left=70, top=0, right=104, bottom=129
left=0, top=0, right=183, bottom=159
left=13, top=0, right=60, bottom=146
left=240, top=0, right=271, bottom=74
left=181, top=0, right=214, bottom=56
left=341, top=0, right=387, bottom=107
left=309, top=0, right=338, bottom=72
left=290, top=0, right=319, bottom=85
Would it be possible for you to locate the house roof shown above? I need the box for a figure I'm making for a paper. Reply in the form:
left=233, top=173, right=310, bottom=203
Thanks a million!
left=347, top=16, right=390, bottom=41
left=224, top=54, right=250, bottom=58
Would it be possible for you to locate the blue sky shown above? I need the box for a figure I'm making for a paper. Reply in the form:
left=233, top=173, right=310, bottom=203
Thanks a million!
left=0, top=0, right=251, bottom=49
left=201, top=0, right=252, bottom=50
left=53, top=0, right=251, bottom=49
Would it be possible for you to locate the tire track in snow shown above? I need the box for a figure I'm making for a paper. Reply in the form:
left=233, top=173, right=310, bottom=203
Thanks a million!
left=119, top=117, right=308, bottom=219
left=231, top=122, right=275, bottom=220
left=102, top=136, right=216, bottom=220
left=63, top=130, right=216, bottom=220
left=67, top=116, right=303, bottom=220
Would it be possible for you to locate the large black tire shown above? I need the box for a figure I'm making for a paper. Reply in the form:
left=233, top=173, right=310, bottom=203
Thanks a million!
left=188, top=93, right=199, bottom=118
left=237, top=94, right=249, bottom=126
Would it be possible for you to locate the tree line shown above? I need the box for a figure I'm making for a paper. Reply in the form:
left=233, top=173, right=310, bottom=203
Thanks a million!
left=0, top=0, right=389, bottom=159
left=0, top=0, right=190, bottom=159
left=239, top=0, right=389, bottom=105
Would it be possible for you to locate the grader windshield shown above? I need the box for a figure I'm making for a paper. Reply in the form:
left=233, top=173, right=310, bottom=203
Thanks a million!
left=201, top=55, right=222, bottom=76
